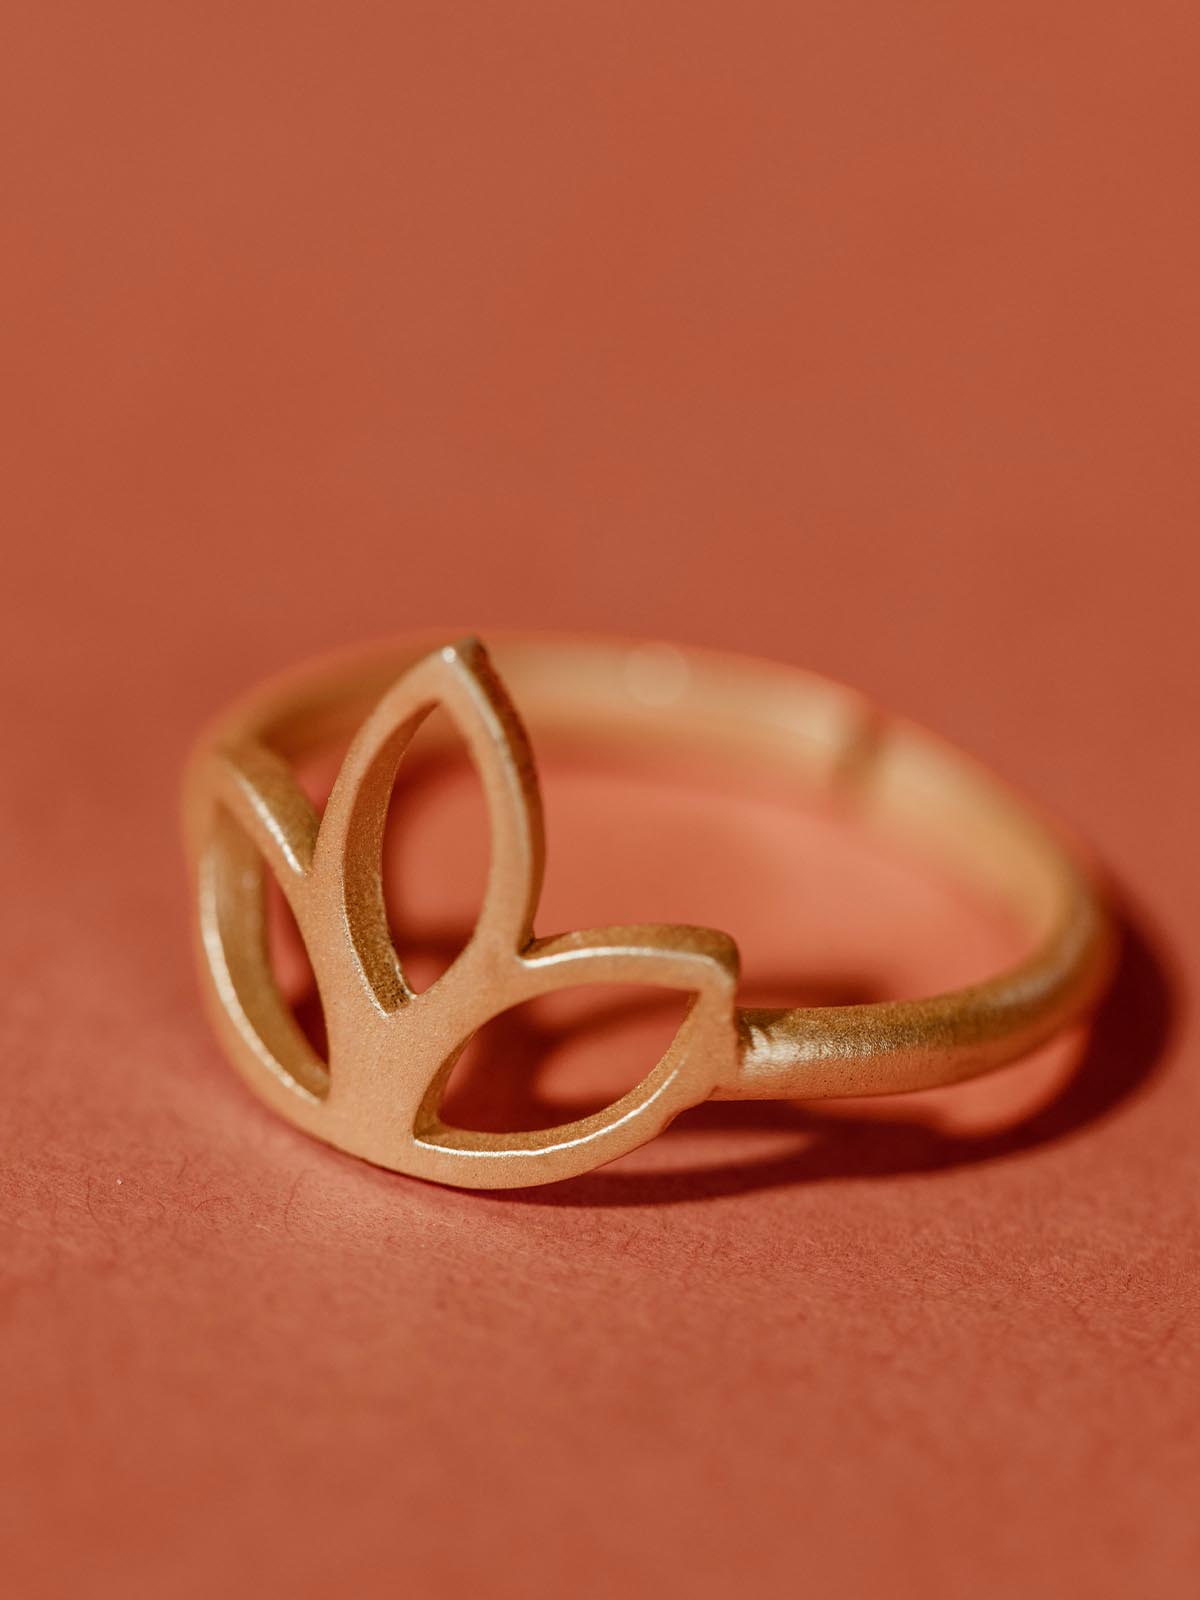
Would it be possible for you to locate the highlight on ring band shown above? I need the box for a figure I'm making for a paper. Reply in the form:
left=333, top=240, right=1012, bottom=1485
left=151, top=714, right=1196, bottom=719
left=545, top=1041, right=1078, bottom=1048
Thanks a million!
left=184, top=635, right=1114, bottom=1189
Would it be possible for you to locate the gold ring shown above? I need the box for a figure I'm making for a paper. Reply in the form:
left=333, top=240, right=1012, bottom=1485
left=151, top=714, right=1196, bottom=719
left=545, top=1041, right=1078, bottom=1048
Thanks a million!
left=183, top=634, right=1115, bottom=1189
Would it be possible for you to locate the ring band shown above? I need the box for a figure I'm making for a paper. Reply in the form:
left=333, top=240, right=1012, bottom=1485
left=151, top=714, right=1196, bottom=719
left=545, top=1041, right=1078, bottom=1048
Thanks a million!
left=183, top=634, right=1115, bottom=1189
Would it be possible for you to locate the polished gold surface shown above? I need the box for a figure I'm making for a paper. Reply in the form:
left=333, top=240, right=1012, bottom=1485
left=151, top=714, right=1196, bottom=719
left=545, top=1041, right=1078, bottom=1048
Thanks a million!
left=183, top=635, right=1114, bottom=1189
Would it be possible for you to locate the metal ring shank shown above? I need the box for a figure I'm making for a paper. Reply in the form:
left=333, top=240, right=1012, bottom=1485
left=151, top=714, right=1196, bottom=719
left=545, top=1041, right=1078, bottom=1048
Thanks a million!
left=208, top=634, right=1114, bottom=1106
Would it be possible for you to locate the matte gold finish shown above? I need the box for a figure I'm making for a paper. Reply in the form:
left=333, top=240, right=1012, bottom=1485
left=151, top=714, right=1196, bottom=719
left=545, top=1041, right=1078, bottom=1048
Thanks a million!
left=183, top=635, right=1114, bottom=1189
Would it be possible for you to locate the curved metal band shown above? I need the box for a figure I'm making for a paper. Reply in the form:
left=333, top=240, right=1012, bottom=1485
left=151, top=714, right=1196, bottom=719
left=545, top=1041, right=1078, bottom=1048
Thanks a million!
left=193, top=633, right=1113, bottom=1115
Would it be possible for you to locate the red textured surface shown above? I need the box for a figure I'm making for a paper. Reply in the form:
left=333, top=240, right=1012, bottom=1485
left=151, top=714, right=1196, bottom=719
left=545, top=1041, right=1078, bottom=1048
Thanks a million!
left=2, top=4, right=1197, bottom=1596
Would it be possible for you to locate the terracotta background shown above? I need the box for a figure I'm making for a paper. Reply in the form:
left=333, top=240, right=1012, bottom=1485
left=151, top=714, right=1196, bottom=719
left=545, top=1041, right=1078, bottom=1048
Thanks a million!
left=2, top=4, right=1198, bottom=1596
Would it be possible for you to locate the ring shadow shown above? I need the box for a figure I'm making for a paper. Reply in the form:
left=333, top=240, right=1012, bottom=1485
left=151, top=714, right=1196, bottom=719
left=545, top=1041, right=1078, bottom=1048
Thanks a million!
left=289, top=893, right=1179, bottom=1207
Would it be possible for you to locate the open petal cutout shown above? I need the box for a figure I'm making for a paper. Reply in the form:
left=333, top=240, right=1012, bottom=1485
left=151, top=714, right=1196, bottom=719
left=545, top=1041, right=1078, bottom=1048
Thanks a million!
left=413, top=923, right=740, bottom=1181
left=314, top=639, right=545, bottom=1008
left=381, top=703, right=494, bottom=993
left=264, top=872, right=329, bottom=1063
left=438, top=985, right=693, bottom=1133
left=201, top=806, right=330, bottom=1102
